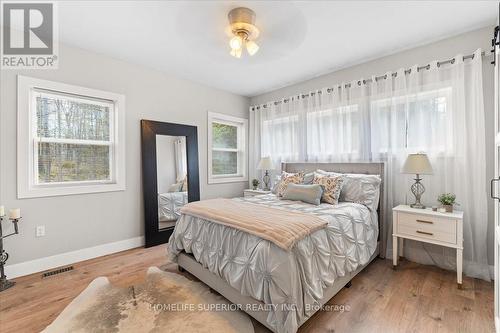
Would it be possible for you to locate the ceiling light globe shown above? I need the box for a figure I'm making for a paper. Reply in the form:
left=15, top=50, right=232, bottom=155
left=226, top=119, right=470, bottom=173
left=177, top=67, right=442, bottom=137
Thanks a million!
left=246, top=40, right=259, bottom=56
left=230, top=47, right=242, bottom=58
left=229, top=36, right=243, bottom=50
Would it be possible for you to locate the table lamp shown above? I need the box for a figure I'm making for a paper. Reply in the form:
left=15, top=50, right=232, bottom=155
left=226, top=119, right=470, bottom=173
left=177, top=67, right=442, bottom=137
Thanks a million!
left=402, top=153, right=433, bottom=209
left=257, top=157, right=275, bottom=191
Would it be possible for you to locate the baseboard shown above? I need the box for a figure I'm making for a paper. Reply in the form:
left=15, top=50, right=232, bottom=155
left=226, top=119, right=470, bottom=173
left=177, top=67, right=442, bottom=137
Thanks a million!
left=5, top=236, right=145, bottom=279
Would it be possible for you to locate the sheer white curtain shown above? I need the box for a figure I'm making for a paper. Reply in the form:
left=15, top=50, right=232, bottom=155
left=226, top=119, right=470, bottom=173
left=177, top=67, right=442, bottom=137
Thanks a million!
left=174, top=136, right=187, bottom=182
left=250, top=49, right=489, bottom=280
left=249, top=96, right=305, bottom=185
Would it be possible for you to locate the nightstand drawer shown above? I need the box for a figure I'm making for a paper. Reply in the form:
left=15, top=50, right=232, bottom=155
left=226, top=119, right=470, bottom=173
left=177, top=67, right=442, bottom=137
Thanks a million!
left=398, top=212, right=457, bottom=235
left=398, top=224, right=456, bottom=244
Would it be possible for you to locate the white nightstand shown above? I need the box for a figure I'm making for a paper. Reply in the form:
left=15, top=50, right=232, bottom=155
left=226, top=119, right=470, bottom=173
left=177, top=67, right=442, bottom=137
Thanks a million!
left=392, top=205, right=464, bottom=288
left=244, top=189, right=271, bottom=197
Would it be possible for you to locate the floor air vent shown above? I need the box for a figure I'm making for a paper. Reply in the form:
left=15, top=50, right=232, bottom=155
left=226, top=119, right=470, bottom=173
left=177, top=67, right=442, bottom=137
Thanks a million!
left=42, top=266, right=74, bottom=278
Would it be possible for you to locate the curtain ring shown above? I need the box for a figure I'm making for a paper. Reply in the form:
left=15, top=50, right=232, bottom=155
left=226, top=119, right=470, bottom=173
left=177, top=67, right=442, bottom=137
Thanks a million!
left=362, top=79, right=366, bottom=84
left=451, top=58, right=456, bottom=64
left=357, top=80, right=361, bottom=86
left=384, top=74, right=388, bottom=79
left=427, top=64, right=431, bottom=70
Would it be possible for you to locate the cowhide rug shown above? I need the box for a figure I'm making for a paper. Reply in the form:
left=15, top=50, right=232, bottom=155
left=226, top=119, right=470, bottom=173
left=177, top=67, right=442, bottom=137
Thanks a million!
left=42, top=266, right=254, bottom=333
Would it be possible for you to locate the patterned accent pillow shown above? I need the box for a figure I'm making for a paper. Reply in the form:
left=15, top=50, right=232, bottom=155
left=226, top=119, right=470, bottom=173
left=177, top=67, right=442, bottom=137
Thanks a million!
left=277, top=172, right=304, bottom=197
left=312, top=173, right=345, bottom=204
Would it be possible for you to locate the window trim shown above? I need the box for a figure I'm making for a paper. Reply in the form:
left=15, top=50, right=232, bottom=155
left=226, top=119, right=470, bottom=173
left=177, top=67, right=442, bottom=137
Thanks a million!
left=207, top=111, right=248, bottom=184
left=17, top=75, right=126, bottom=198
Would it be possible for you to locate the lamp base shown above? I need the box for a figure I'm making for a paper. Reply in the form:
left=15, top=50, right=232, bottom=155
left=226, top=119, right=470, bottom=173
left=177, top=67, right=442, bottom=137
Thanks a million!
left=409, top=175, right=426, bottom=209
left=0, top=277, right=15, bottom=292
left=262, top=171, right=271, bottom=191
left=410, top=203, right=426, bottom=209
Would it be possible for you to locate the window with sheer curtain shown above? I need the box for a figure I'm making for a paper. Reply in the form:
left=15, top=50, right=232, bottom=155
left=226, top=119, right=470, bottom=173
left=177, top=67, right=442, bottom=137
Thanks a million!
left=306, top=104, right=361, bottom=160
left=261, top=115, right=300, bottom=161
left=370, top=87, right=453, bottom=154
left=249, top=49, right=489, bottom=280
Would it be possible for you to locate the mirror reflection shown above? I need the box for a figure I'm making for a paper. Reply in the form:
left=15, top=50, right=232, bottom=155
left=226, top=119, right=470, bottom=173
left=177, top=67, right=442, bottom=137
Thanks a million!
left=156, top=135, right=188, bottom=230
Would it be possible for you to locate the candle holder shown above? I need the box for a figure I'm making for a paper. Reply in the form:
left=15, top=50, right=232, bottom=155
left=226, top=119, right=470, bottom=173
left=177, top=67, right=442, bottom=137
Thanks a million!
left=0, top=216, right=20, bottom=292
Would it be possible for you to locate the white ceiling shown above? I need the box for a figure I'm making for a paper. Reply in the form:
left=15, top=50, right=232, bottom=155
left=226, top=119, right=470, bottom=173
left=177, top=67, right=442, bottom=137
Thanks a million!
left=58, top=1, right=496, bottom=97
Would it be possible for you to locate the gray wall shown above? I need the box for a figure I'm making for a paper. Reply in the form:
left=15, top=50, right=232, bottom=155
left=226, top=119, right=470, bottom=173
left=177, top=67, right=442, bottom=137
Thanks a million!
left=250, top=26, right=495, bottom=265
left=0, top=44, right=250, bottom=265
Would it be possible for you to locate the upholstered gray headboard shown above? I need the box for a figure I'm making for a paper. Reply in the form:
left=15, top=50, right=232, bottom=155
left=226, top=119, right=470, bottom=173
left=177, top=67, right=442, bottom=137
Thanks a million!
left=282, top=162, right=386, bottom=257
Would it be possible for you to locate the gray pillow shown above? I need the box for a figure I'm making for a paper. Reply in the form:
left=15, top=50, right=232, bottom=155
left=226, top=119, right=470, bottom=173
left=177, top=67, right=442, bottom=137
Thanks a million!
left=282, top=183, right=324, bottom=205
left=316, top=169, right=381, bottom=211
left=302, top=172, right=315, bottom=184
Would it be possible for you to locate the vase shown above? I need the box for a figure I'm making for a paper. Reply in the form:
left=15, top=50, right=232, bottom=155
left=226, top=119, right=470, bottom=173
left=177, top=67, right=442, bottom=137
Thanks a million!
left=443, top=204, right=453, bottom=213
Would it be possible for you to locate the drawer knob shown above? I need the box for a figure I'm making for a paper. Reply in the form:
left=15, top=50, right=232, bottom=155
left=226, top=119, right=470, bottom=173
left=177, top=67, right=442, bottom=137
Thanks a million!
left=416, top=230, right=433, bottom=236
left=416, top=219, right=433, bottom=224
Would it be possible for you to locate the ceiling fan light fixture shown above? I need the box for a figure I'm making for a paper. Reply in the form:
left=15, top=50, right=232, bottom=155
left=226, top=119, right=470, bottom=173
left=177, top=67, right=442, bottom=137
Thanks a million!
left=229, top=35, right=243, bottom=50
left=246, top=40, right=259, bottom=56
left=230, top=47, right=242, bottom=58
left=227, top=7, right=260, bottom=58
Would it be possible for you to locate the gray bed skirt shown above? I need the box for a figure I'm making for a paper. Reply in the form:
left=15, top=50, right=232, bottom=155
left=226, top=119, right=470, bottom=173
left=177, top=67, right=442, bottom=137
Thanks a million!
left=178, top=242, right=380, bottom=333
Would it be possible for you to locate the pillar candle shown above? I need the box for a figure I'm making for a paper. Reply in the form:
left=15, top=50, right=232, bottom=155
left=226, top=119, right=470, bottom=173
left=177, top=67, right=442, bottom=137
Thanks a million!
left=9, top=208, right=20, bottom=219
left=0, top=206, right=4, bottom=216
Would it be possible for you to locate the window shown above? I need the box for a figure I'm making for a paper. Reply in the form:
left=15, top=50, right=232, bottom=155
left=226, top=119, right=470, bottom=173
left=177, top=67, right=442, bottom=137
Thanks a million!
left=261, top=115, right=300, bottom=161
left=18, top=76, right=126, bottom=198
left=208, top=112, right=247, bottom=184
left=306, top=105, right=360, bottom=159
left=370, top=87, right=452, bottom=154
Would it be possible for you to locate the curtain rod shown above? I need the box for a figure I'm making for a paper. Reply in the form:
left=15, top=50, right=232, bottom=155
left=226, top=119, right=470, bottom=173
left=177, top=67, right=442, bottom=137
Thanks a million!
left=250, top=50, right=487, bottom=111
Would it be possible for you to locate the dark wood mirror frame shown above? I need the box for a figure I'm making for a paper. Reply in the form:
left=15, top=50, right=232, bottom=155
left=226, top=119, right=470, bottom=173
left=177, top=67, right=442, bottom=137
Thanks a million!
left=141, top=120, right=200, bottom=247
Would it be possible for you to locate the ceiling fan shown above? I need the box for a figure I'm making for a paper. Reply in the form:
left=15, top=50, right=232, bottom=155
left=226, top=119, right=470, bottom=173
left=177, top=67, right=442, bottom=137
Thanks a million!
left=227, top=7, right=260, bottom=58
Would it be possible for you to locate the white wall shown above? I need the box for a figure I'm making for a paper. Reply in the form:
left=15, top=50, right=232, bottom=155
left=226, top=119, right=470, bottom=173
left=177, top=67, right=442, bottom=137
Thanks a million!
left=0, top=43, right=249, bottom=266
left=156, top=135, right=178, bottom=194
left=250, top=26, right=495, bottom=265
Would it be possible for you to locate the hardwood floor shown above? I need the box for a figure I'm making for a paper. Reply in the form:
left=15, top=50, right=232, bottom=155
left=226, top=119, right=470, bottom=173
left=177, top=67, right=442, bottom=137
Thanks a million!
left=0, top=244, right=494, bottom=333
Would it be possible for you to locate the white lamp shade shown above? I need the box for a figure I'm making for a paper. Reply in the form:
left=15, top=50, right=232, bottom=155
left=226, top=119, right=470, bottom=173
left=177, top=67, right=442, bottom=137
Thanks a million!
left=257, top=157, right=275, bottom=170
left=402, top=153, right=433, bottom=175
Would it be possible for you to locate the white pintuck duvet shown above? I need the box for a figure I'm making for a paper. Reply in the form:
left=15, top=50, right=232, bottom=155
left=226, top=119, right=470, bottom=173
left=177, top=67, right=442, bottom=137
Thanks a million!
left=168, top=194, right=378, bottom=333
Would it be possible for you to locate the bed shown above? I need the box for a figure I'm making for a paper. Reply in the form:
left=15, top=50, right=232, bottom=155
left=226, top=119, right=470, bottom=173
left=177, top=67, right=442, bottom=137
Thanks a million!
left=168, top=162, right=385, bottom=333
left=158, top=191, right=188, bottom=222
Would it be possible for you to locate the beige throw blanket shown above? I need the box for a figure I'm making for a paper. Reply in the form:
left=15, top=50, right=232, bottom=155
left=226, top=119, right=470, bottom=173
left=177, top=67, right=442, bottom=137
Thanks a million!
left=180, top=198, right=327, bottom=251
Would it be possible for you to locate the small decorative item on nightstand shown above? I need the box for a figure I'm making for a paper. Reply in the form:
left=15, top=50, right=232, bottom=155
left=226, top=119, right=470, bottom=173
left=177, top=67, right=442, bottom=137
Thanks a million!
left=392, top=205, right=463, bottom=288
left=401, top=153, right=433, bottom=209
left=437, top=193, right=458, bottom=213
left=0, top=206, right=21, bottom=292
left=251, top=179, right=260, bottom=190
left=257, top=157, right=275, bottom=191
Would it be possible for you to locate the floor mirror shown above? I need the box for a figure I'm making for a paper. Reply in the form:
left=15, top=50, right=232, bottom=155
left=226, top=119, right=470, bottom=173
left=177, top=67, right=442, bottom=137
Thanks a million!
left=141, top=120, right=200, bottom=247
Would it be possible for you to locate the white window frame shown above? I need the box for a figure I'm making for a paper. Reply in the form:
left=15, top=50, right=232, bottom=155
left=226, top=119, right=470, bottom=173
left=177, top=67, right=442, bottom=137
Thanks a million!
left=17, top=75, right=126, bottom=198
left=207, top=111, right=248, bottom=184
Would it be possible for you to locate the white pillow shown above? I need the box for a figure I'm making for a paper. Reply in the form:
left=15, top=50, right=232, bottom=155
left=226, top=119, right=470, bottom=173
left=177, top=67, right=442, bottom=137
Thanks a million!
left=167, top=182, right=182, bottom=192
left=316, top=169, right=381, bottom=211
